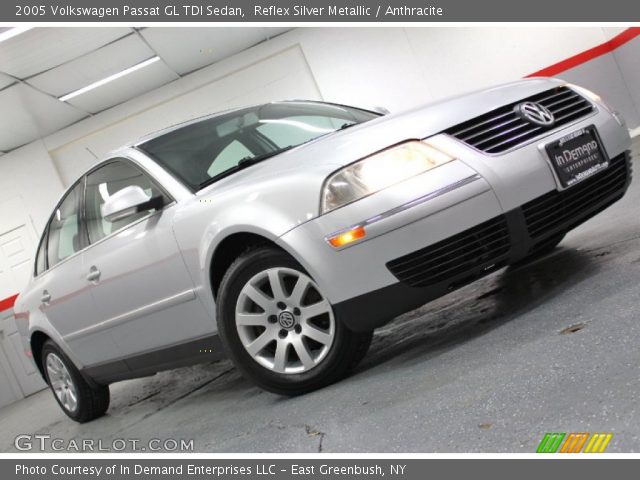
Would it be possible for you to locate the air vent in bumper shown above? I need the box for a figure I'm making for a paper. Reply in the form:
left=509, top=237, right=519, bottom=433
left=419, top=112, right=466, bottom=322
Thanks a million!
left=445, top=87, right=595, bottom=154
left=522, top=151, right=631, bottom=240
left=386, top=216, right=511, bottom=288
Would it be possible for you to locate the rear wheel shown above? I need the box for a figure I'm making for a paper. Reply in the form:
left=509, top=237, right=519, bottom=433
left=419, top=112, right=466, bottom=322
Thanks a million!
left=42, top=340, right=110, bottom=423
left=216, top=246, right=372, bottom=395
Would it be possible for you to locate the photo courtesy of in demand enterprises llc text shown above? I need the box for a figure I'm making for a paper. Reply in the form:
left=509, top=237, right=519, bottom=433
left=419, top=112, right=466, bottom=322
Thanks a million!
left=0, top=0, right=640, bottom=479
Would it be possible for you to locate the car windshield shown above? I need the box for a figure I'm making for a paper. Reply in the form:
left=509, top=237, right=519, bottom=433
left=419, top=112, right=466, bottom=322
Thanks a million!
left=138, top=102, right=379, bottom=190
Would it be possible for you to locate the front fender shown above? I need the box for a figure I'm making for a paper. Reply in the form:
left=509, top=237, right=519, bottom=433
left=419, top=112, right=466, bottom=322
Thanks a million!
left=172, top=200, right=311, bottom=316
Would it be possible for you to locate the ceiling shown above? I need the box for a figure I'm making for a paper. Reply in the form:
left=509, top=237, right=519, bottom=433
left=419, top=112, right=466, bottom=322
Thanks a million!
left=0, top=27, right=290, bottom=154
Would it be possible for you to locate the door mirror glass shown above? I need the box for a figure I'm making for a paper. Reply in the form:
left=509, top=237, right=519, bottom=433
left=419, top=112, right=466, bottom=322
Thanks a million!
left=101, top=186, right=156, bottom=223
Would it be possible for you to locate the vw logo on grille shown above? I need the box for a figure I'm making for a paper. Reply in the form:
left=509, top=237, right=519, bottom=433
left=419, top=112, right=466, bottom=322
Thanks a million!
left=278, top=311, right=295, bottom=329
left=515, top=101, right=555, bottom=127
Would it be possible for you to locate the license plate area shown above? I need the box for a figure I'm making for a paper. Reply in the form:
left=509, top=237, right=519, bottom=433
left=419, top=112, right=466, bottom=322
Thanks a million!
left=545, top=125, right=609, bottom=188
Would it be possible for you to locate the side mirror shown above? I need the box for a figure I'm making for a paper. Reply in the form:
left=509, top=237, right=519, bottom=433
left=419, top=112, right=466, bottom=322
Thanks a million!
left=101, top=186, right=164, bottom=223
left=370, top=106, right=390, bottom=116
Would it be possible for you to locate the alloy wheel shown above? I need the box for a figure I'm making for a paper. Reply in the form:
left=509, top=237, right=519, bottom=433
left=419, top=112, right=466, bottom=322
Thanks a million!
left=46, top=353, right=78, bottom=413
left=235, top=267, right=335, bottom=374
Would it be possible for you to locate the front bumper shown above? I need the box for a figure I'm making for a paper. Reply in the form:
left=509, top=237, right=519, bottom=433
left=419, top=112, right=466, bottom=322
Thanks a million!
left=337, top=150, right=631, bottom=331
left=278, top=109, right=632, bottom=332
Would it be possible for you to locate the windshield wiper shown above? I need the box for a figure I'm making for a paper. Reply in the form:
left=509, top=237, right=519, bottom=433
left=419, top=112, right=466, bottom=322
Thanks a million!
left=337, top=122, right=358, bottom=131
left=198, top=146, right=295, bottom=189
left=237, top=145, right=295, bottom=167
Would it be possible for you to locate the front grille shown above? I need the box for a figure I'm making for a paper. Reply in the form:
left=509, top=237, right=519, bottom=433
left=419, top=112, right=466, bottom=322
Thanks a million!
left=387, top=216, right=510, bottom=288
left=445, top=87, right=595, bottom=154
left=523, top=152, right=630, bottom=240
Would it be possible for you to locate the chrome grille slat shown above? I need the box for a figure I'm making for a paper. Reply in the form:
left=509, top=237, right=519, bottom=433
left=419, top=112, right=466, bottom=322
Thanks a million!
left=553, top=105, right=593, bottom=122
left=445, top=87, right=595, bottom=154
left=541, top=94, right=581, bottom=109
left=460, top=116, right=521, bottom=142
left=448, top=110, right=515, bottom=138
left=536, top=89, right=574, bottom=104
left=551, top=98, right=590, bottom=115
left=483, top=126, right=543, bottom=152
left=474, top=122, right=537, bottom=149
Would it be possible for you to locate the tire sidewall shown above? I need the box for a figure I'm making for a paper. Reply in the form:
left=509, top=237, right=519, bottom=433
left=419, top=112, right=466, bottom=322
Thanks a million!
left=216, top=248, right=353, bottom=394
left=42, top=341, right=88, bottom=421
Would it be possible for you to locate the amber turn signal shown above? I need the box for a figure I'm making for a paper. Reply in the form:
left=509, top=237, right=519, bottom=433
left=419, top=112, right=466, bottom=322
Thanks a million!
left=327, top=226, right=366, bottom=248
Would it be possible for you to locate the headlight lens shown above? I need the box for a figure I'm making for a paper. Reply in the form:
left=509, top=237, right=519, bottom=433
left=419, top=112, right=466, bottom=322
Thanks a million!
left=320, top=141, right=454, bottom=214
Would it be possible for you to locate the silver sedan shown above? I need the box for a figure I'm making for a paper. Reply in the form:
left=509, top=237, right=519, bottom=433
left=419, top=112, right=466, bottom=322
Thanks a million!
left=15, top=77, right=631, bottom=422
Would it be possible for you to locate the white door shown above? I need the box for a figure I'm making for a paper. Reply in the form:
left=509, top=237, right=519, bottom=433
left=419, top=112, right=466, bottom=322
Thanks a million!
left=0, top=225, right=34, bottom=298
left=0, top=197, right=47, bottom=400
left=0, top=345, right=22, bottom=409
left=1, top=312, right=46, bottom=396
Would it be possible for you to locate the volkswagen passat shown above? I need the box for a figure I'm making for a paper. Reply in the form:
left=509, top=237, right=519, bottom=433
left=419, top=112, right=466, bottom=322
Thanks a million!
left=15, top=78, right=631, bottom=422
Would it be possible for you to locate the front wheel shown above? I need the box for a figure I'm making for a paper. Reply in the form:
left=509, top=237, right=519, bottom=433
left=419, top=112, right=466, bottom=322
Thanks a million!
left=216, top=247, right=372, bottom=395
left=42, top=340, right=110, bottom=423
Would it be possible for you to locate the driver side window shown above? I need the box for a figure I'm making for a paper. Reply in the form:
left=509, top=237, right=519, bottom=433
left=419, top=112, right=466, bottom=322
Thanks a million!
left=84, top=160, right=168, bottom=244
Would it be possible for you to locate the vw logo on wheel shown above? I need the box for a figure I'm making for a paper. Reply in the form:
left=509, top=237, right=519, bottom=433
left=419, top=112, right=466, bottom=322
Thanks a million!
left=278, top=311, right=296, bottom=329
left=515, top=101, right=555, bottom=127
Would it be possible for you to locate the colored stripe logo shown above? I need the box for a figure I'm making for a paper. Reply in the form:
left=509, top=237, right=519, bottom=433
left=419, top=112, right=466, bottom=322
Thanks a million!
left=537, top=433, right=612, bottom=453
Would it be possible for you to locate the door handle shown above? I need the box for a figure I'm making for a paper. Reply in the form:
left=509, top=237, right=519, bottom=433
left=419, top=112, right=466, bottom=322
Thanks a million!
left=41, top=291, right=51, bottom=304
left=86, top=266, right=101, bottom=282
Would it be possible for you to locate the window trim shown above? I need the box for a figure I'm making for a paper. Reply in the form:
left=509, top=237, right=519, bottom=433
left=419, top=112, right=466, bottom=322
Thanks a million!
left=33, top=225, right=49, bottom=277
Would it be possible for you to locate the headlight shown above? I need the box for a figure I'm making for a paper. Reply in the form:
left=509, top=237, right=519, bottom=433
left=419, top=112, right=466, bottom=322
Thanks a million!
left=320, top=140, right=454, bottom=214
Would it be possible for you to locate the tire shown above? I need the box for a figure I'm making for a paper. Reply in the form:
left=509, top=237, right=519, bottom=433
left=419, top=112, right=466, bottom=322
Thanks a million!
left=216, top=246, right=372, bottom=395
left=41, top=340, right=110, bottom=423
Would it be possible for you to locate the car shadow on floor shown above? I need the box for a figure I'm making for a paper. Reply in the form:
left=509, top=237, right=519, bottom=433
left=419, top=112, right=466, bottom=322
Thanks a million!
left=355, top=246, right=601, bottom=373
left=92, top=246, right=605, bottom=420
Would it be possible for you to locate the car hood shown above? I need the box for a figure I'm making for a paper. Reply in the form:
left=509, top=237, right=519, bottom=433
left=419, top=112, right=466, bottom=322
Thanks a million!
left=291, top=77, right=566, bottom=165
left=202, top=77, right=565, bottom=190
left=191, top=78, right=566, bottom=230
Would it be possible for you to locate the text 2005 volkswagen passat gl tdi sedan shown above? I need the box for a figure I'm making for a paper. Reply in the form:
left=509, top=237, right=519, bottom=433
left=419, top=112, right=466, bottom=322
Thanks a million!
left=15, top=78, right=631, bottom=421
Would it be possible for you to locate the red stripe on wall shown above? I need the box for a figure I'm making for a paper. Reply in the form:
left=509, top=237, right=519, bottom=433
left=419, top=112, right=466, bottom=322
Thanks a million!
left=527, top=27, right=640, bottom=78
left=0, top=294, right=18, bottom=313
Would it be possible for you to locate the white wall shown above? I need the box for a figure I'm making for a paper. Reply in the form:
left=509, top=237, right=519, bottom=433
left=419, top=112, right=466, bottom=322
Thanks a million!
left=0, top=27, right=637, bottom=295
left=0, top=140, right=64, bottom=235
left=301, top=27, right=610, bottom=107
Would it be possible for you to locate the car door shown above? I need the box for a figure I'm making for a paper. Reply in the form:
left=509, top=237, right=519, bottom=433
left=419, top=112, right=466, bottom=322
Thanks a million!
left=35, top=180, right=121, bottom=367
left=82, top=159, right=214, bottom=359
